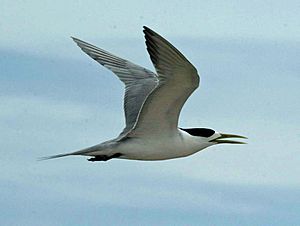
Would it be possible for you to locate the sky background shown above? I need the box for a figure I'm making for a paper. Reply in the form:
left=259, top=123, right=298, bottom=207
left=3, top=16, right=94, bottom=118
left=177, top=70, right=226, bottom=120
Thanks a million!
left=1, top=0, right=300, bottom=225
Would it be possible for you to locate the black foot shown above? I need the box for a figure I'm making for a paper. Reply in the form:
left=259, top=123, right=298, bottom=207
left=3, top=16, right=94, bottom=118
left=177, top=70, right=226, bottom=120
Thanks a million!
left=87, top=153, right=122, bottom=162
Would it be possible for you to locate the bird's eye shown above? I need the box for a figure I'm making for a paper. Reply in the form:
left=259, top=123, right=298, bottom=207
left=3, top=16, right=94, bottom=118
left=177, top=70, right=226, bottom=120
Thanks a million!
left=180, top=128, right=215, bottom=137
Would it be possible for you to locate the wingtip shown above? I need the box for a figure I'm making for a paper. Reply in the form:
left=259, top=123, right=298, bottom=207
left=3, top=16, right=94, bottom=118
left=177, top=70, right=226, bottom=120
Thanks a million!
left=143, top=26, right=155, bottom=31
left=143, top=26, right=158, bottom=35
left=71, top=36, right=80, bottom=43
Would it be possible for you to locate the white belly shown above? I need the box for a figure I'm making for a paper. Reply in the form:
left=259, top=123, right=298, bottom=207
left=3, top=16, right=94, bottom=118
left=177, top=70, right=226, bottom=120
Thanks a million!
left=115, top=132, right=210, bottom=160
left=85, top=130, right=212, bottom=161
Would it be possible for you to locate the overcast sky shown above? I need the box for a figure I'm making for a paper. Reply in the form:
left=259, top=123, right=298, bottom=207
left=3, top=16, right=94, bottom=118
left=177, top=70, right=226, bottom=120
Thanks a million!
left=1, top=0, right=300, bottom=225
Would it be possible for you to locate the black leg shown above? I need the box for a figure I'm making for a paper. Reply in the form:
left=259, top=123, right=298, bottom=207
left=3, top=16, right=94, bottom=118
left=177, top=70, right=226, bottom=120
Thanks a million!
left=87, top=153, right=122, bottom=162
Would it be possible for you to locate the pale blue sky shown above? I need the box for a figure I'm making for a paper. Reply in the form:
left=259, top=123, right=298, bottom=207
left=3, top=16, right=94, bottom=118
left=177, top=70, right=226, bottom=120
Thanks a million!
left=1, top=0, right=300, bottom=225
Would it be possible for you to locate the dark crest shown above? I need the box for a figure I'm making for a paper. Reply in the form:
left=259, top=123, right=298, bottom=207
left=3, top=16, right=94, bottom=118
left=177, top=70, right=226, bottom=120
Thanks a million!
left=180, top=128, right=215, bottom=137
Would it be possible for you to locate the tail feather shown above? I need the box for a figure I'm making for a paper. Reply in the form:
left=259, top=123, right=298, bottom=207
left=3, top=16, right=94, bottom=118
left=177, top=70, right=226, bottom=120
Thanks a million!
left=38, top=153, right=75, bottom=161
left=38, top=144, right=101, bottom=161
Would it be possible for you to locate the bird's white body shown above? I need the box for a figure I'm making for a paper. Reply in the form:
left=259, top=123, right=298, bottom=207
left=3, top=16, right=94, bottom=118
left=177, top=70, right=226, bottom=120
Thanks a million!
left=85, top=130, right=217, bottom=160
left=42, top=26, right=246, bottom=162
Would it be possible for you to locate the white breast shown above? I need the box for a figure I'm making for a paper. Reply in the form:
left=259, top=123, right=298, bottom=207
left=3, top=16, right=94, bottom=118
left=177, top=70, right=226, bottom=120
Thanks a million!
left=117, top=130, right=212, bottom=160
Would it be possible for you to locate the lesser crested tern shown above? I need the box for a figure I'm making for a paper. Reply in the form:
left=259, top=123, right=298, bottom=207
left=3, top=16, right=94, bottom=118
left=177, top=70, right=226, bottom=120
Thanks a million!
left=42, top=26, right=247, bottom=162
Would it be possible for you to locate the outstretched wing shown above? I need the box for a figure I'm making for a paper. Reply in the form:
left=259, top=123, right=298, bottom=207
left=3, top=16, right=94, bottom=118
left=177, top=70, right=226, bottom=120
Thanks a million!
left=130, top=26, right=200, bottom=136
left=72, top=38, right=158, bottom=136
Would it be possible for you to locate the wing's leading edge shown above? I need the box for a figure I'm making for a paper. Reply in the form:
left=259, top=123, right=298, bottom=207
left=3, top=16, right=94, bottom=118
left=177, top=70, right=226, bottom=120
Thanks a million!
left=129, top=26, right=200, bottom=136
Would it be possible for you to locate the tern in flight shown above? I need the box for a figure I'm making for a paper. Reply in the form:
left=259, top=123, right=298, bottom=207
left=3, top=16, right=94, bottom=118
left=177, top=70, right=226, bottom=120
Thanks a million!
left=43, top=26, right=246, bottom=162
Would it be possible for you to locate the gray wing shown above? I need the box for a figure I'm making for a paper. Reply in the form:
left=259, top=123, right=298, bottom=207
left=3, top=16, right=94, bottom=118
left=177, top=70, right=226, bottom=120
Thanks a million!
left=129, top=26, right=200, bottom=136
left=72, top=37, right=158, bottom=136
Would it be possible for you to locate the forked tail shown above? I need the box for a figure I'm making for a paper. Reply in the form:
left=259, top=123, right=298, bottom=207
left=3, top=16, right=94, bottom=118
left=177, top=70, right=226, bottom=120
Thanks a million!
left=38, top=152, right=75, bottom=161
left=38, top=145, right=101, bottom=161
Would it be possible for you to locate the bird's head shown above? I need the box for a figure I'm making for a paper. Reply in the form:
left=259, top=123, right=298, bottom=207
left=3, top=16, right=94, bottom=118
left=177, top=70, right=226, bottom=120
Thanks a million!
left=180, top=128, right=247, bottom=145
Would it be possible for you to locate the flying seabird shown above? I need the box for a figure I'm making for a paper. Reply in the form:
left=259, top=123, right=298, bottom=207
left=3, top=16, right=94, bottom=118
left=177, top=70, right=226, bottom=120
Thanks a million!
left=42, top=26, right=247, bottom=162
